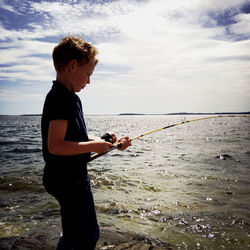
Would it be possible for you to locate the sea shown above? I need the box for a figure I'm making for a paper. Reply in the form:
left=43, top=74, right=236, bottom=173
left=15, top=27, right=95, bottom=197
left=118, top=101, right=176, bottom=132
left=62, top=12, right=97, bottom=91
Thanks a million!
left=0, top=114, right=249, bottom=249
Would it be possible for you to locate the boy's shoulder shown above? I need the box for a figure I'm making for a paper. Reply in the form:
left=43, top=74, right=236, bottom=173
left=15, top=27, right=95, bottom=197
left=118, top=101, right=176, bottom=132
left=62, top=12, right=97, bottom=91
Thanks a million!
left=44, top=82, right=80, bottom=111
left=46, top=82, right=75, bottom=101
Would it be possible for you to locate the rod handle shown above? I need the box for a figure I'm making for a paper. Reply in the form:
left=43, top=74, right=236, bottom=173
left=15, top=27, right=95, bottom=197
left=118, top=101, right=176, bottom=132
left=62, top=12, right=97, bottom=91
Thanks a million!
left=88, top=143, right=122, bottom=163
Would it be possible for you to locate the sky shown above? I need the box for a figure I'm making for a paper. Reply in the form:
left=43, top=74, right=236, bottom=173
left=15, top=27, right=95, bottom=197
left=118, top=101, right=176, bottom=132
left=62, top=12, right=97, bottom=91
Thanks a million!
left=0, top=0, right=250, bottom=115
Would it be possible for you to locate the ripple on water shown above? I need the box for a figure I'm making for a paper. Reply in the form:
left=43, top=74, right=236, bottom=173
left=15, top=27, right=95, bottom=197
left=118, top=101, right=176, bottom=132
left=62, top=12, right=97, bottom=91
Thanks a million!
left=1, top=115, right=250, bottom=247
left=96, top=202, right=130, bottom=215
left=0, top=176, right=44, bottom=193
left=11, top=147, right=42, bottom=153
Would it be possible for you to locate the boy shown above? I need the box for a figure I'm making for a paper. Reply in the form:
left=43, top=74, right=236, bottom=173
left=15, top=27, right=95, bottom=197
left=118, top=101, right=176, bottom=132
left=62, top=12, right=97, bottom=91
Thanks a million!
left=41, top=36, right=131, bottom=250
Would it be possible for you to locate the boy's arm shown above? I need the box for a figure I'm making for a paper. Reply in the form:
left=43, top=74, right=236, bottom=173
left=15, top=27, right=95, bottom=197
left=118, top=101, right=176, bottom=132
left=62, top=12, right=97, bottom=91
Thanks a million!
left=48, top=120, right=113, bottom=156
left=88, top=135, right=101, bottom=141
left=89, top=132, right=117, bottom=143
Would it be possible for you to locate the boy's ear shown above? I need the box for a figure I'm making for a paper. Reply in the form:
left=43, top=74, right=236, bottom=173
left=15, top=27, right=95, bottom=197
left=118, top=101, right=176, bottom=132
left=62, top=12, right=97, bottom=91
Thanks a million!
left=66, top=59, right=77, bottom=72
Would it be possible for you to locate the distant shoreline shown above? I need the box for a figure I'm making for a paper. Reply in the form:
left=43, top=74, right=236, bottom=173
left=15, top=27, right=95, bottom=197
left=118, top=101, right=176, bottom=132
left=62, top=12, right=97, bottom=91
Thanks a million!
left=0, top=112, right=249, bottom=116
left=20, top=114, right=42, bottom=116
left=118, top=112, right=250, bottom=116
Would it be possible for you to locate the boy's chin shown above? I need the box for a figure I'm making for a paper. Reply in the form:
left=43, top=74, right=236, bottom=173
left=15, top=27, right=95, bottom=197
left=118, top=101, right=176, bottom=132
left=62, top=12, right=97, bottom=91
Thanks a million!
left=74, top=88, right=82, bottom=93
left=75, top=86, right=85, bottom=92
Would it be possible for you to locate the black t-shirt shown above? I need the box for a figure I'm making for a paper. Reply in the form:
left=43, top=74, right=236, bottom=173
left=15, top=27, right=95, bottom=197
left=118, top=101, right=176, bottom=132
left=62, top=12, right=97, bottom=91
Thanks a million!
left=41, top=81, right=90, bottom=181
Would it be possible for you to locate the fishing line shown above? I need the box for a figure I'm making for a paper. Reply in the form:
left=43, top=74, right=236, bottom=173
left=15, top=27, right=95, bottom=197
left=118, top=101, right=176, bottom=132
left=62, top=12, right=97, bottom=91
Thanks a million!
left=88, top=114, right=249, bottom=162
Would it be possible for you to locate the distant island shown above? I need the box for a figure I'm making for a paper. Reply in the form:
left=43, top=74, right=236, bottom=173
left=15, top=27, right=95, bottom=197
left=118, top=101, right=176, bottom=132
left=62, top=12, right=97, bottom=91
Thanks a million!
left=165, top=112, right=250, bottom=115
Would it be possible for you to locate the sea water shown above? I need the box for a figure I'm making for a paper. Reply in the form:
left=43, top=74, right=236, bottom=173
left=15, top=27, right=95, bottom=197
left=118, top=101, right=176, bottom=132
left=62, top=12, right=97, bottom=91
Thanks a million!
left=0, top=115, right=249, bottom=249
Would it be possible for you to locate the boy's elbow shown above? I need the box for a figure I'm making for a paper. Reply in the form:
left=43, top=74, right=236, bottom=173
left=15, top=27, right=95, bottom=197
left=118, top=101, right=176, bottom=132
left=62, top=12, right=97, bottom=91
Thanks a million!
left=48, top=143, right=56, bottom=155
left=48, top=141, right=60, bottom=155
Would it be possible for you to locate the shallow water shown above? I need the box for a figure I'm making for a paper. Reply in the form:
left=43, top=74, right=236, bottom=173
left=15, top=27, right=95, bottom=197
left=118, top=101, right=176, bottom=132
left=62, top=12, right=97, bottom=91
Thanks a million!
left=0, top=115, right=249, bottom=249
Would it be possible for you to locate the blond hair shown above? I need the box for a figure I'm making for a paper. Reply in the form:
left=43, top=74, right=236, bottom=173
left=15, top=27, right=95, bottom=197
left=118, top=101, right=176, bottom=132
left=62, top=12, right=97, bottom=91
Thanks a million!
left=52, top=36, right=98, bottom=72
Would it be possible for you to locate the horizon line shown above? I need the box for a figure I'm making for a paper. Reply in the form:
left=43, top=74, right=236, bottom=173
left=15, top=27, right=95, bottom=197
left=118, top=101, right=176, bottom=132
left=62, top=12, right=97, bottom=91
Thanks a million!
left=0, top=111, right=250, bottom=116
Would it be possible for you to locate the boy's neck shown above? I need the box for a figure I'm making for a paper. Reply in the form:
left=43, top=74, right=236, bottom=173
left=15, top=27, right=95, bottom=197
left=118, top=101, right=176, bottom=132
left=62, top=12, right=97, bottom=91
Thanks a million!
left=56, top=73, right=73, bottom=92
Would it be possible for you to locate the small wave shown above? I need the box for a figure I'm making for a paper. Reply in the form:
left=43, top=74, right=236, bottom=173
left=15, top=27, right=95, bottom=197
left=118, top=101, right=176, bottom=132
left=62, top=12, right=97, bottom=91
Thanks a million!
left=134, top=207, right=165, bottom=223
left=0, top=199, right=10, bottom=208
left=110, top=153, right=124, bottom=157
left=96, top=202, right=129, bottom=215
left=0, top=140, right=18, bottom=145
left=11, top=147, right=42, bottom=153
left=141, top=184, right=161, bottom=192
left=0, top=177, right=44, bottom=193
left=128, top=153, right=140, bottom=158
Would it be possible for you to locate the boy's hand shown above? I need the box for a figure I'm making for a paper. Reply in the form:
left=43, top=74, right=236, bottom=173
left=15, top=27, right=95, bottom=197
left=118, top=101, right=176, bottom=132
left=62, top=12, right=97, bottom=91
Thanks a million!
left=108, top=132, right=117, bottom=144
left=94, top=141, right=113, bottom=154
left=117, top=137, right=131, bottom=151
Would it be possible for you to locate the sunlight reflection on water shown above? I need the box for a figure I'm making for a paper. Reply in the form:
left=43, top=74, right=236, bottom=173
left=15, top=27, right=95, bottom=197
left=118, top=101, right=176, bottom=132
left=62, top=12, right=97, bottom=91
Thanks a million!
left=0, top=115, right=249, bottom=249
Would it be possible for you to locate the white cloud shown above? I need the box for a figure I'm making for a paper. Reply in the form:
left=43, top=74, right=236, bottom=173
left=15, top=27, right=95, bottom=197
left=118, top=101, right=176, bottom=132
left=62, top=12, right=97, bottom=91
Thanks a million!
left=230, top=13, right=250, bottom=36
left=0, top=89, right=43, bottom=102
left=0, top=40, right=54, bottom=62
left=0, top=38, right=55, bottom=84
left=0, top=1, right=15, bottom=13
left=0, top=0, right=250, bottom=113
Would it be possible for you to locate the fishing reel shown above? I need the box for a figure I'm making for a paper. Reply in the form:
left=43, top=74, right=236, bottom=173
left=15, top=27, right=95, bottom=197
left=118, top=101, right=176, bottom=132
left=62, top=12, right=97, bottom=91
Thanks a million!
left=101, top=133, right=114, bottom=144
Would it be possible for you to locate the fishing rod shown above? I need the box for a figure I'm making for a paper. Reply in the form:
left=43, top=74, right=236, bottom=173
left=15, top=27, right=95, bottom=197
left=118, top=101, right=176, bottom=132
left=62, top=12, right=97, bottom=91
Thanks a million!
left=88, top=114, right=249, bottom=163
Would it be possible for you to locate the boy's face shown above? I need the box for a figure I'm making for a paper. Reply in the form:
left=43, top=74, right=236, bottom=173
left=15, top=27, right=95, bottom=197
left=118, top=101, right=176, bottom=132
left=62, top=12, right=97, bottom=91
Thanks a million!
left=70, top=59, right=96, bottom=92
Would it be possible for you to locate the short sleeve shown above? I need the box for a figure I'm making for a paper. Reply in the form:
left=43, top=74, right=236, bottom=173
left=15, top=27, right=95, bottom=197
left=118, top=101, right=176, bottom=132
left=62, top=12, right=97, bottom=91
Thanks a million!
left=48, top=92, right=75, bottom=121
